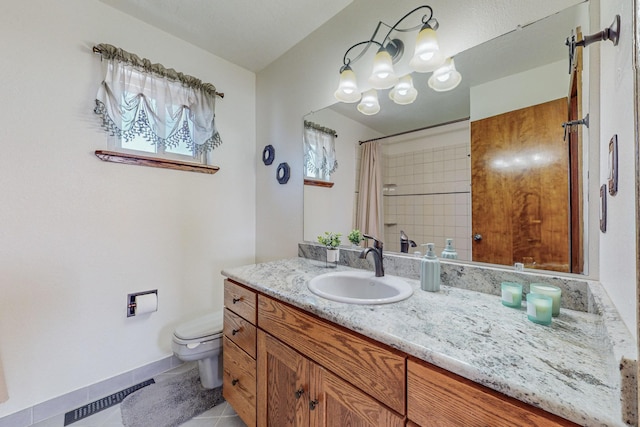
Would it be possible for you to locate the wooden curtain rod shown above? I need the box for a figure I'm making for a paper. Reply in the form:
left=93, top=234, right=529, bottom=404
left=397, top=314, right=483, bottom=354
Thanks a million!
left=92, top=46, right=224, bottom=99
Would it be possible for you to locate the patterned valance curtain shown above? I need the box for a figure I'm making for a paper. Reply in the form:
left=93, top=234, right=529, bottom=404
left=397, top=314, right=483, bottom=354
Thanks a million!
left=303, top=121, right=338, bottom=180
left=94, top=43, right=222, bottom=155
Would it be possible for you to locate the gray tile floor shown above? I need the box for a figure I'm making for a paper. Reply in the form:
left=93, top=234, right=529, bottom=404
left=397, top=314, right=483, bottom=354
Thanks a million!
left=32, top=364, right=246, bottom=427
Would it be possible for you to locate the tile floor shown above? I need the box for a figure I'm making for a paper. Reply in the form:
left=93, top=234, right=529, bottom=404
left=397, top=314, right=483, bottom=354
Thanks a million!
left=31, top=363, right=246, bottom=427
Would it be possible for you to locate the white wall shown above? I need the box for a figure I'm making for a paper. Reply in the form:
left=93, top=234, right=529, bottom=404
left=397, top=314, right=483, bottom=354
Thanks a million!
left=256, top=0, right=638, bottom=338
left=303, top=109, right=381, bottom=243
left=470, top=60, right=569, bottom=121
left=597, top=0, right=637, bottom=338
left=0, top=0, right=256, bottom=416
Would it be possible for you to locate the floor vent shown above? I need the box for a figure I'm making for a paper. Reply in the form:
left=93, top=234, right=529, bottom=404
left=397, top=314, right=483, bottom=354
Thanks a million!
left=63, top=378, right=155, bottom=426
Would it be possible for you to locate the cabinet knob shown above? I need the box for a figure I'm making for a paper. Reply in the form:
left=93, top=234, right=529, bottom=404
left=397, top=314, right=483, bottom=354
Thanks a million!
left=294, top=388, right=304, bottom=399
left=232, top=328, right=240, bottom=336
left=232, top=296, right=241, bottom=304
left=232, top=378, right=239, bottom=386
left=473, top=233, right=483, bottom=241
left=309, top=399, right=319, bottom=410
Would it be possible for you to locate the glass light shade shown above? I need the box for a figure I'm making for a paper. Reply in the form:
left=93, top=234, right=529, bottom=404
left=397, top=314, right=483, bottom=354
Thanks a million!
left=334, top=67, right=361, bottom=103
left=428, top=58, right=462, bottom=92
left=357, top=89, right=380, bottom=115
left=409, top=26, right=445, bottom=72
left=389, top=75, right=417, bottom=105
left=368, top=49, right=398, bottom=89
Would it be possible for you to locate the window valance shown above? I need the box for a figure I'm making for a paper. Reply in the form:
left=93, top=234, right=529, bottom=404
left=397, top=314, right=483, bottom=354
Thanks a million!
left=94, top=43, right=222, bottom=155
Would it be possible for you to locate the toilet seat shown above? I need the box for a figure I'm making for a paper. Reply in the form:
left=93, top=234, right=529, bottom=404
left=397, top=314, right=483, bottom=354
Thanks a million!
left=173, top=311, right=223, bottom=341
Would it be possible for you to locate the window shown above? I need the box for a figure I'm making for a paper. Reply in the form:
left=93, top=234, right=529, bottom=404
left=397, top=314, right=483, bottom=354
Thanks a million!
left=303, top=121, right=338, bottom=181
left=94, top=43, right=222, bottom=168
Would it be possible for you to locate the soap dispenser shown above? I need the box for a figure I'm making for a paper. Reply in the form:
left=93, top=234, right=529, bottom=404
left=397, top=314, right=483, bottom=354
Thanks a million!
left=441, top=238, right=458, bottom=259
left=420, top=243, right=440, bottom=292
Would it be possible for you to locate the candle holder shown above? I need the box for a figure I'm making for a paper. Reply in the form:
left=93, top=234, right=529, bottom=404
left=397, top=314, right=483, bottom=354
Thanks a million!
left=529, top=283, right=561, bottom=316
left=500, top=282, right=522, bottom=308
left=527, top=293, right=553, bottom=325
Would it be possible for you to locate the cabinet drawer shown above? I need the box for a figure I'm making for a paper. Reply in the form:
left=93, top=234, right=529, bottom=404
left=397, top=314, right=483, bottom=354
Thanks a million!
left=223, top=337, right=256, bottom=427
left=224, top=308, right=256, bottom=358
left=407, top=358, right=578, bottom=427
left=258, top=295, right=405, bottom=414
left=224, top=279, right=257, bottom=323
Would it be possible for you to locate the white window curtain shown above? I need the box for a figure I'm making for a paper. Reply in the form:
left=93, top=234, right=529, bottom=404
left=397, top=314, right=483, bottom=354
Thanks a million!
left=94, top=43, right=222, bottom=156
left=304, top=121, right=338, bottom=181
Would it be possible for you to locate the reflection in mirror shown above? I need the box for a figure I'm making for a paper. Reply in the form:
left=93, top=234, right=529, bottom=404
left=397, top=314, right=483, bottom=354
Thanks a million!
left=304, top=2, right=591, bottom=275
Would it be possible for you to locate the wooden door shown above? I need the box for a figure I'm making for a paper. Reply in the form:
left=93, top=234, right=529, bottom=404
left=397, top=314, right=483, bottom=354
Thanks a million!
left=568, top=27, right=585, bottom=274
left=471, top=98, right=570, bottom=272
left=310, top=363, right=404, bottom=427
left=257, top=330, right=310, bottom=427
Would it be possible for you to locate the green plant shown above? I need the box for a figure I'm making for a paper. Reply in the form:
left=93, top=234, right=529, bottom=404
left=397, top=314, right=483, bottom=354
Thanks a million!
left=317, top=231, right=341, bottom=249
left=347, top=229, right=364, bottom=245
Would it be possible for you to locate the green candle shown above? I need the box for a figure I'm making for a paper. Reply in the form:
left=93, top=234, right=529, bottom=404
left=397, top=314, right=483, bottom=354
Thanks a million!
left=527, top=293, right=552, bottom=325
left=501, top=282, right=522, bottom=308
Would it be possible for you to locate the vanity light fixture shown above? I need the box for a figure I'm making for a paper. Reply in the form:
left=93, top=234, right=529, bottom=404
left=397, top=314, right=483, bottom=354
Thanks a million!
left=334, top=5, right=461, bottom=114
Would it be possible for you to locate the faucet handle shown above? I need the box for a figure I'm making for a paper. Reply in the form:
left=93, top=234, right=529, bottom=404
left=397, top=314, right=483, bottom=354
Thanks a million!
left=363, top=234, right=383, bottom=250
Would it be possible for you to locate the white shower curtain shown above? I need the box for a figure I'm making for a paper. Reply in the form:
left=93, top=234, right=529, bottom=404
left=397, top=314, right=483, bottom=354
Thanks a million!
left=356, top=141, right=384, bottom=245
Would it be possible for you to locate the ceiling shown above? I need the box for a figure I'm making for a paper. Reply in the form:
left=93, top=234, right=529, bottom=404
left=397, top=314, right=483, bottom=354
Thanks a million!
left=98, top=0, right=353, bottom=72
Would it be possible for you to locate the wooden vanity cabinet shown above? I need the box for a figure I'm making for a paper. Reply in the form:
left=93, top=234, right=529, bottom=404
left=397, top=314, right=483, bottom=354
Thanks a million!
left=222, top=279, right=580, bottom=427
left=257, top=323, right=404, bottom=427
left=223, top=279, right=257, bottom=427
left=257, top=294, right=406, bottom=414
left=407, top=358, right=579, bottom=427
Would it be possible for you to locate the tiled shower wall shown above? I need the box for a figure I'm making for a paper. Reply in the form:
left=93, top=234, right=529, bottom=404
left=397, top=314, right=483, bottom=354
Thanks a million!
left=382, top=143, right=472, bottom=259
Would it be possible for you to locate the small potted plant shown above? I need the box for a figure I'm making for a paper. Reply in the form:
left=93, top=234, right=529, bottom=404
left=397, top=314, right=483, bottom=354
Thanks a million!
left=317, top=231, right=341, bottom=266
left=347, top=229, right=364, bottom=247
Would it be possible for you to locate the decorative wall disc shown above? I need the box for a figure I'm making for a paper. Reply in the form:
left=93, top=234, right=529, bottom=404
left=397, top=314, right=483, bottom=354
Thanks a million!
left=262, top=145, right=275, bottom=165
left=277, top=162, right=290, bottom=184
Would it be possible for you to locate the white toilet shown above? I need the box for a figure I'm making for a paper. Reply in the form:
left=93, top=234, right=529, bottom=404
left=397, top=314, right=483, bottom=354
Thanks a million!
left=171, top=310, right=224, bottom=389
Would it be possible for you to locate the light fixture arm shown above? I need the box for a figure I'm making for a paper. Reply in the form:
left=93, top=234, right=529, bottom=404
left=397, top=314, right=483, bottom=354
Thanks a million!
left=339, top=5, right=436, bottom=70
left=380, top=5, right=435, bottom=44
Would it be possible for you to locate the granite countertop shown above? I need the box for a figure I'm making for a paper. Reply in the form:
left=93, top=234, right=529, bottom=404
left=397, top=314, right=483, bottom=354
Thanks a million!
left=222, top=257, right=629, bottom=426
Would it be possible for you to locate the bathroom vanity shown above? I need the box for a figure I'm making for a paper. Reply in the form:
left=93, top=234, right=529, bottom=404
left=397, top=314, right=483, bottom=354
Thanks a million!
left=221, top=255, right=635, bottom=427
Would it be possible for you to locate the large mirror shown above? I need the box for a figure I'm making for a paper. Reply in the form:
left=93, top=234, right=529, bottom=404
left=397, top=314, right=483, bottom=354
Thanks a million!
left=304, top=2, right=592, bottom=274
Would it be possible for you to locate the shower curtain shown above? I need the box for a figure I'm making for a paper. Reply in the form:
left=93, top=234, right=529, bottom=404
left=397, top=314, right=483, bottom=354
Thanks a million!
left=356, top=141, right=384, bottom=245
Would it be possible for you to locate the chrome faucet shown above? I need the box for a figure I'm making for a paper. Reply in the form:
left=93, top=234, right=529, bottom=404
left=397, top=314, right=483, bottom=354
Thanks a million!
left=359, top=234, right=384, bottom=277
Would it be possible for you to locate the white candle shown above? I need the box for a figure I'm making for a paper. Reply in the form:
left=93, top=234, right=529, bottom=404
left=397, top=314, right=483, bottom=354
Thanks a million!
left=530, top=284, right=561, bottom=316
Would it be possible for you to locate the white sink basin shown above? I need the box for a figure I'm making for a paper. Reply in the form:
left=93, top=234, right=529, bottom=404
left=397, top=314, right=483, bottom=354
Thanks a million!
left=308, top=270, right=413, bottom=304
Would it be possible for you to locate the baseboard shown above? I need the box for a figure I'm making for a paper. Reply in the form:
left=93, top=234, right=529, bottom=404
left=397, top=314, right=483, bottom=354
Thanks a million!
left=0, top=355, right=183, bottom=427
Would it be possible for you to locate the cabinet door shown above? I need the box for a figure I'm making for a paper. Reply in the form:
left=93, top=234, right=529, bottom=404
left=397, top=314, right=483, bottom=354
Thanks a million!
left=310, top=363, right=404, bottom=427
left=223, top=337, right=256, bottom=427
left=257, top=330, right=310, bottom=427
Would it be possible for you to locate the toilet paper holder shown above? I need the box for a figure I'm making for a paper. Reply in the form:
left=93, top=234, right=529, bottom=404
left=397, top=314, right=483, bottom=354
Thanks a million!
left=127, top=290, right=158, bottom=317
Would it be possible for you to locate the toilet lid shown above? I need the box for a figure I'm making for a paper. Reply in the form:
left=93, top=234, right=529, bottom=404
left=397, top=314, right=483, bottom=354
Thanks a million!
left=174, top=311, right=224, bottom=340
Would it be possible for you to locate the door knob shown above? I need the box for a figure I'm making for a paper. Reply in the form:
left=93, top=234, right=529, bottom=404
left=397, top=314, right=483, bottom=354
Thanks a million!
left=473, top=234, right=483, bottom=241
